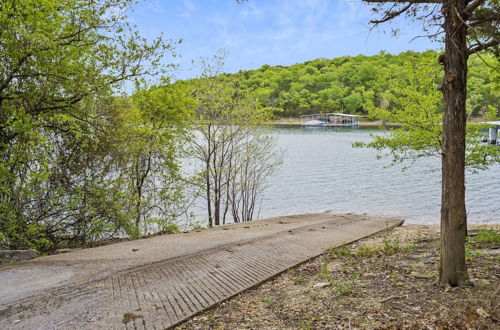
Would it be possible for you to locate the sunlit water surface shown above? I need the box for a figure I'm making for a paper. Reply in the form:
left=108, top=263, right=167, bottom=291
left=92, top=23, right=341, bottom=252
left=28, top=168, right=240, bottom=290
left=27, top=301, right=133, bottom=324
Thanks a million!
left=250, top=126, right=499, bottom=225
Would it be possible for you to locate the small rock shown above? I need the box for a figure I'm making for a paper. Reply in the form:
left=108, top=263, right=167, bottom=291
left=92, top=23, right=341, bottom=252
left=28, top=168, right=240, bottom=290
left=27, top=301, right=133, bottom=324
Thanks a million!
left=131, top=248, right=140, bottom=252
left=12, top=319, right=21, bottom=324
left=313, top=282, right=331, bottom=289
left=0, top=249, right=37, bottom=263
left=476, top=307, right=490, bottom=318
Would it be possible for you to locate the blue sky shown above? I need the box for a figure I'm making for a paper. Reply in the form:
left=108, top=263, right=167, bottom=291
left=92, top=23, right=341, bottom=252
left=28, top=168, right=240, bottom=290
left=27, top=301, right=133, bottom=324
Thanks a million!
left=129, top=0, right=441, bottom=80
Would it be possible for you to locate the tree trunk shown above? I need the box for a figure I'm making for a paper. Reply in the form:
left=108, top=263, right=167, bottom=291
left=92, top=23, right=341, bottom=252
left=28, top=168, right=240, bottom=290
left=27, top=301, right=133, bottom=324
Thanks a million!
left=206, top=124, right=213, bottom=228
left=439, top=0, right=468, bottom=287
left=206, top=159, right=212, bottom=227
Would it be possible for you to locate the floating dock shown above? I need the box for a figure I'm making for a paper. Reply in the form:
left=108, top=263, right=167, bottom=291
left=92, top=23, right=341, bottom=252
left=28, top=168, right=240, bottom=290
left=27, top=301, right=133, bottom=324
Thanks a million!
left=301, top=113, right=362, bottom=127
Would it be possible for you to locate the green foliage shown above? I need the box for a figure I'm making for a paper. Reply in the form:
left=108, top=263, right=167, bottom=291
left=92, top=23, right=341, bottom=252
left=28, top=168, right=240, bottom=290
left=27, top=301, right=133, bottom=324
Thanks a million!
left=310, top=291, right=320, bottom=300
left=382, top=236, right=401, bottom=255
left=260, top=297, right=276, bottom=308
left=291, top=272, right=308, bottom=285
left=327, top=235, right=413, bottom=260
left=475, top=230, right=500, bottom=245
left=186, top=53, right=281, bottom=227
left=465, top=238, right=487, bottom=261
left=190, top=223, right=206, bottom=231
left=161, top=223, right=181, bottom=235
left=355, top=57, right=500, bottom=172
left=0, top=1, right=185, bottom=251
left=355, top=62, right=443, bottom=162
left=120, top=82, right=193, bottom=237
left=319, top=262, right=357, bottom=296
left=333, top=275, right=357, bottom=297
left=326, top=245, right=354, bottom=259
left=181, top=51, right=498, bottom=118
left=355, top=246, right=381, bottom=257
left=467, top=229, right=500, bottom=255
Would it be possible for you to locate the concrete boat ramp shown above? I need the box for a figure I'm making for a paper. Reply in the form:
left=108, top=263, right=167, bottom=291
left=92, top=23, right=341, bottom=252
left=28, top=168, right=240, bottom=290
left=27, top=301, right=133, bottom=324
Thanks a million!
left=0, top=213, right=403, bottom=329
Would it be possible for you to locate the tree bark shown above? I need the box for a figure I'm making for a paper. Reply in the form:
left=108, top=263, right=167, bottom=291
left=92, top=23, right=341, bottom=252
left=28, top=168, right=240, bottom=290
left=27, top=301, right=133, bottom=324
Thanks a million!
left=439, top=0, right=468, bottom=287
left=206, top=124, right=213, bottom=228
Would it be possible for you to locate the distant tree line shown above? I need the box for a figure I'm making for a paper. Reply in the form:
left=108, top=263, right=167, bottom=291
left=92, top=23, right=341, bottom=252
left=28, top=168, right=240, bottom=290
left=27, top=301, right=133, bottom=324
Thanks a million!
left=194, top=51, right=498, bottom=118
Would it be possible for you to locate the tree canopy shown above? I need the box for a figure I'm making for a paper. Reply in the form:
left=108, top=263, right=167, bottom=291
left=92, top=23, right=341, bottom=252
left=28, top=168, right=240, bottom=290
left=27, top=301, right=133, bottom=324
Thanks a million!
left=0, top=0, right=184, bottom=250
left=179, top=50, right=498, bottom=119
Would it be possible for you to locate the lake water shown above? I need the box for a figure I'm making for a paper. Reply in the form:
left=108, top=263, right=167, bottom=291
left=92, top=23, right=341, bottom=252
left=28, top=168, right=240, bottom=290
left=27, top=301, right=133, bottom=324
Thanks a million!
left=254, top=126, right=499, bottom=225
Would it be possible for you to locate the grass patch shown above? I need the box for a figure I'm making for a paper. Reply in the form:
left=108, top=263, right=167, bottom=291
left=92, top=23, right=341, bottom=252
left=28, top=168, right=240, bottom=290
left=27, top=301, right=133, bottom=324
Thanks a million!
left=465, top=230, right=499, bottom=260
left=326, top=245, right=354, bottom=259
left=310, top=291, right=320, bottom=300
left=380, top=232, right=415, bottom=255
left=355, top=246, right=381, bottom=257
left=320, top=262, right=358, bottom=296
left=382, top=235, right=401, bottom=255
left=465, top=243, right=487, bottom=261
left=475, top=230, right=500, bottom=245
left=327, top=234, right=415, bottom=262
left=261, top=297, right=276, bottom=308
left=291, top=273, right=308, bottom=285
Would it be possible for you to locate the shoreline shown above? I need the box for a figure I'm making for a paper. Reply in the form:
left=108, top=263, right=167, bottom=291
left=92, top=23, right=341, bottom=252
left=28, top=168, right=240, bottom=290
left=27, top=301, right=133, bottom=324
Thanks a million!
left=271, top=117, right=491, bottom=127
left=271, top=118, right=388, bottom=127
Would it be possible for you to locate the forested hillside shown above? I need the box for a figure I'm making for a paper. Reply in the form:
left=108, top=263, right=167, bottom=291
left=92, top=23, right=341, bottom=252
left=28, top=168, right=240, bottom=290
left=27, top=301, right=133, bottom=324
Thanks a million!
left=203, top=51, right=498, bottom=118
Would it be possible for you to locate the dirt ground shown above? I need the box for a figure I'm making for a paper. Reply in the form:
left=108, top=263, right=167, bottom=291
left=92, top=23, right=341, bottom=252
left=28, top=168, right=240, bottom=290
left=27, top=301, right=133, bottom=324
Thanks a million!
left=177, top=225, right=499, bottom=329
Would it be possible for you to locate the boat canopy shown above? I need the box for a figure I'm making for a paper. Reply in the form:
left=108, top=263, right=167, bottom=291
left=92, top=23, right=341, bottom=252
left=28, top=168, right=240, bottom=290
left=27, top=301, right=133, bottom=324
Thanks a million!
left=300, top=112, right=362, bottom=127
left=300, top=113, right=364, bottom=118
left=481, top=121, right=500, bottom=126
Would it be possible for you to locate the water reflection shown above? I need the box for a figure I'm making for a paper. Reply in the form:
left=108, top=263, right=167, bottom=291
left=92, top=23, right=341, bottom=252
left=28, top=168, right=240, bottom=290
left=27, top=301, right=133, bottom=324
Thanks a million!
left=257, top=126, right=498, bottom=225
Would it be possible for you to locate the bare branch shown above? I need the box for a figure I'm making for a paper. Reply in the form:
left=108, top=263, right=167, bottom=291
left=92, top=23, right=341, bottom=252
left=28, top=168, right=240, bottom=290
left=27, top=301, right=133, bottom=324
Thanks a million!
left=370, top=3, right=413, bottom=24
left=469, top=14, right=500, bottom=26
left=468, top=39, right=500, bottom=55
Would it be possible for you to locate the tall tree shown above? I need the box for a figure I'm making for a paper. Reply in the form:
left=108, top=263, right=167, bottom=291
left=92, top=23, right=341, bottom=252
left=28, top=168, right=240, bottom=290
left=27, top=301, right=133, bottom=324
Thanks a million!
left=187, top=53, right=280, bottom=227
left=355, top=60, right=499, bottom=171
left=0, top=0, right=175, bottom=250
left=0, top=0, right=172, bottom=147
left=364, top=0, right=499, bottom=286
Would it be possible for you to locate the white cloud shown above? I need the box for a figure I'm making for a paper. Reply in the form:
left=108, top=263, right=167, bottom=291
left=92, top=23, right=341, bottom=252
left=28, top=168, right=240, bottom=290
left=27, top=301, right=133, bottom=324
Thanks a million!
left=146, top=0, right=164, bottom=14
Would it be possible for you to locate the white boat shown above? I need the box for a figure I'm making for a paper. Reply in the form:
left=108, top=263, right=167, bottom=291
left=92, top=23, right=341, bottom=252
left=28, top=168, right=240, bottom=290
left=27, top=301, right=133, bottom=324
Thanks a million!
left=300, top=113, right=362, bottom=127
left=302, top=119, right=327, bottom=127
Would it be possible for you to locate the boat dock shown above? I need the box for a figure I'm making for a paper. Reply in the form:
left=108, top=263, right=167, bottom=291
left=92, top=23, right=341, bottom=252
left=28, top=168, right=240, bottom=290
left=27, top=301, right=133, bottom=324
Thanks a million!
left=481, top=121, right=499, bottom=145
left=301, top=113, right=362, bottom=127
